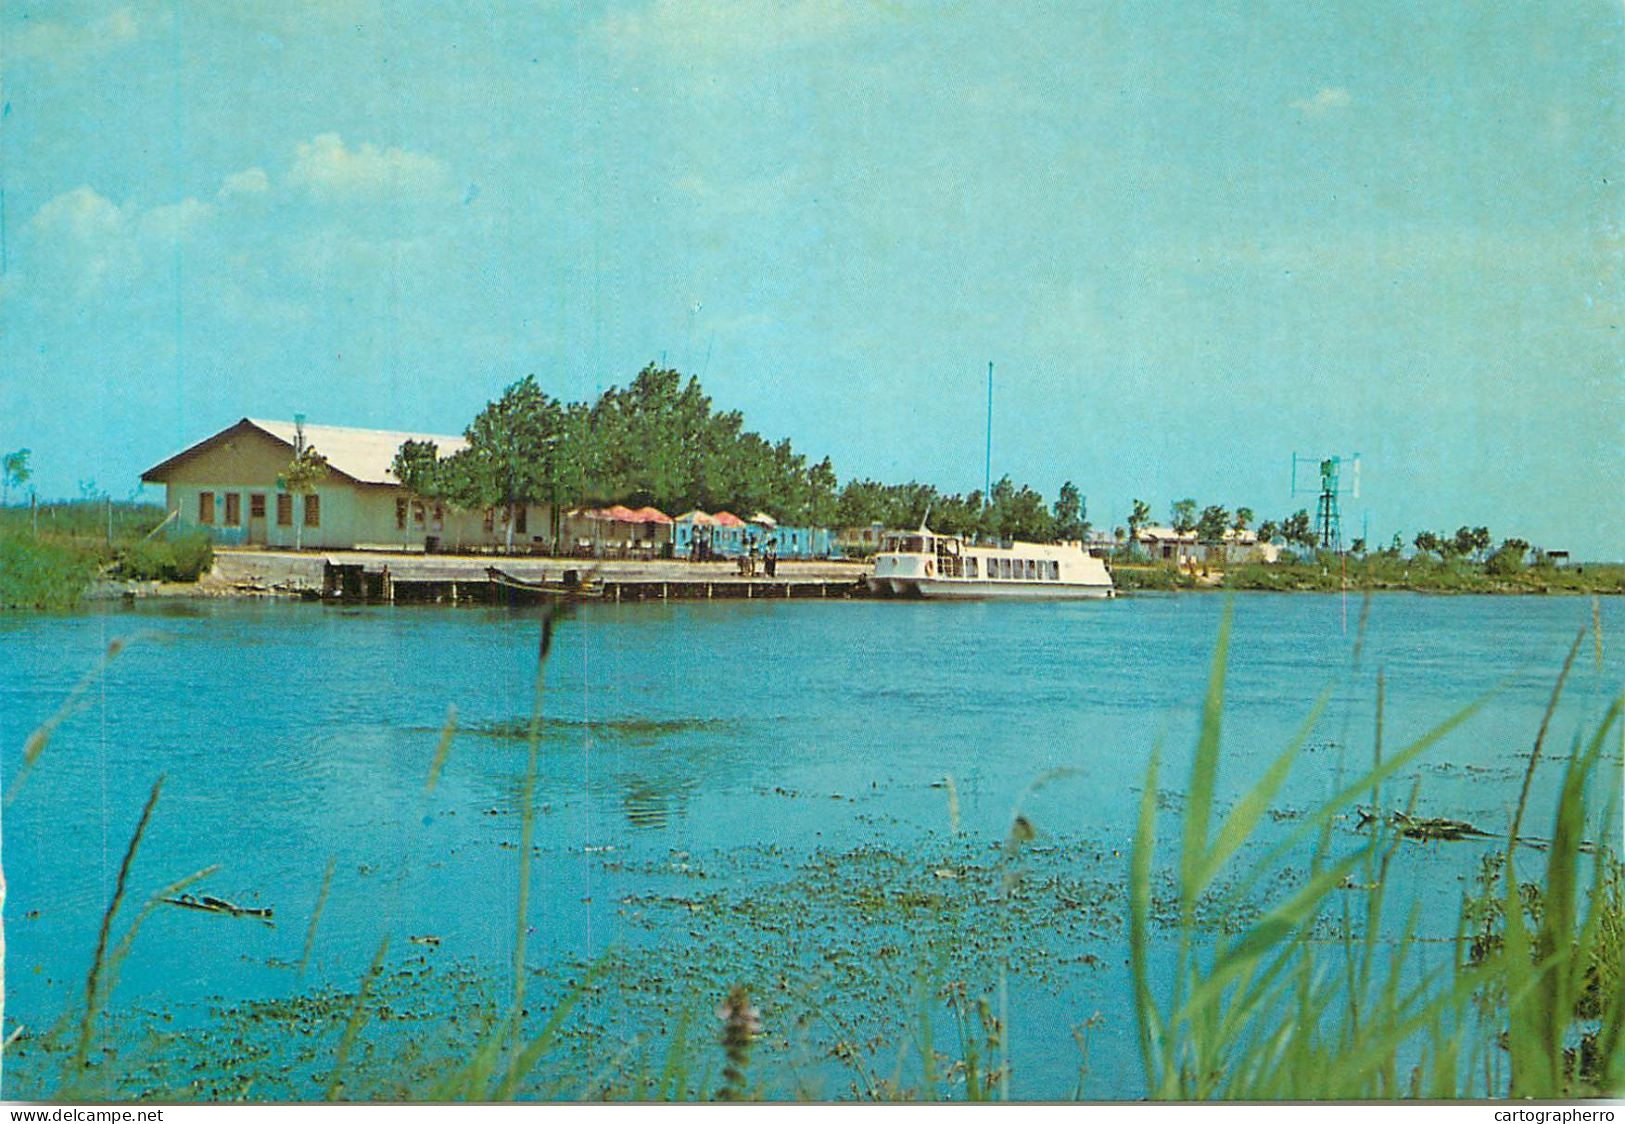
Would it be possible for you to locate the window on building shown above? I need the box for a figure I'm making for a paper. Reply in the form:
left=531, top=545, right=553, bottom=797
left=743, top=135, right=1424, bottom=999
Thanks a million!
left=396, top=498, right=408, bottom=530
left=483, top=510, right=494, bottom=533
left=303, top=494, right=320, bottom=527
left=276, top=494, right=293, bottom=526
left=432, top=503, right=443, bottom=523
left=413, top=501, right=425, bottom=525
left=250, top=494, right=266, bottom=519
left=198, top=492, right=215, bottom=524
left=515, top=506, right=527, bottom=533
left=224, top=492, right=240, bottom=525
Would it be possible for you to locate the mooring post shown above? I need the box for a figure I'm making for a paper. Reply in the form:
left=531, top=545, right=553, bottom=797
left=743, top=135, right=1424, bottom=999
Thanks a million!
left=450, top=580, right=458, bottom=605
left=662, top=582, right=668, bottom=600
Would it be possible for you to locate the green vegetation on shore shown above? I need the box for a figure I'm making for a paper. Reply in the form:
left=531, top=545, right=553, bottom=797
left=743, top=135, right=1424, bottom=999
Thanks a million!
left=0, top=502, right=212, bottom=610
left=1219, top=554, right=1625, bottom=595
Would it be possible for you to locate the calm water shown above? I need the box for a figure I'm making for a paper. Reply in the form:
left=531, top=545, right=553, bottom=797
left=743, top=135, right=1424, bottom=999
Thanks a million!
left=3, top=593, right=1620, bottom=1099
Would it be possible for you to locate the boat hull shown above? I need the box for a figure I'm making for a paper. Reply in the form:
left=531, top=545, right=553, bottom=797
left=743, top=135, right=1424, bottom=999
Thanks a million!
left=870, top=577, right=1113, bottom=600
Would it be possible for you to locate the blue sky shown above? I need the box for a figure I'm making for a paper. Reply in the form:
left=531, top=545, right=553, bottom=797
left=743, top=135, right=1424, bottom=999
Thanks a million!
left=2, top=2, right=1619, bottom=553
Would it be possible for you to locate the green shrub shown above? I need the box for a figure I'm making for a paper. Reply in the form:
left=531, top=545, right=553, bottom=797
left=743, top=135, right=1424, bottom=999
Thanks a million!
left=0, top=534, right=98, bottom=610
left=117, top=533, right=214, bottom=582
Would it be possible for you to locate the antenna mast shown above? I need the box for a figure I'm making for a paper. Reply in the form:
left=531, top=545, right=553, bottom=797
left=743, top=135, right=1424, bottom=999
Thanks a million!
left=983, top=361, right=993, bottom=505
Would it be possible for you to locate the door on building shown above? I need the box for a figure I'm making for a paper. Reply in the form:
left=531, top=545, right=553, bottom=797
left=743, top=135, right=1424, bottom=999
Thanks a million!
left=248, top=493, right=268, bottom=545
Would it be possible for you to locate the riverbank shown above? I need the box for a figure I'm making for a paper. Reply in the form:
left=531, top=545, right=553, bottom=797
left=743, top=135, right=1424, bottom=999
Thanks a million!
left=1112, top=558, right=1625, bottom=596
left=23, top=546, right=1625, bottom=610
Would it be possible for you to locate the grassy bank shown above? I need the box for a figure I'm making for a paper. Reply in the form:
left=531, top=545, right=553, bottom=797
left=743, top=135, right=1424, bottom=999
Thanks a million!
left=0, top=503, right=212, bottom=610
left=1108, top=554, right=1625, bottom=595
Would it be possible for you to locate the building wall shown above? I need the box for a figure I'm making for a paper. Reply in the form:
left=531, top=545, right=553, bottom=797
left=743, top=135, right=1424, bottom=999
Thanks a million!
left=164, top=475, right=553, bottom=553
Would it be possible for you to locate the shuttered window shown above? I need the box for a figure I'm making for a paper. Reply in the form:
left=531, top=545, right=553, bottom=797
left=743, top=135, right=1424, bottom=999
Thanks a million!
left=250, top=494, right=266, bottom=518
left=276, top=494, right=293, bottom=526
left=224, top=493, right=240, bottom=525
left=396, top=498, right=408, bottom=530
left=303, top=494, right=321, bottom=527
left=198, top=492, right=215, bottom=524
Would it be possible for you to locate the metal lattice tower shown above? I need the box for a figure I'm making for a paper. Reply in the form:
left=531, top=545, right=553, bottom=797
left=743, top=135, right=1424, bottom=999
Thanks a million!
left=1314, top=458, right=1342, bottom=551
left=1292, top=452, right=1361, bottom=553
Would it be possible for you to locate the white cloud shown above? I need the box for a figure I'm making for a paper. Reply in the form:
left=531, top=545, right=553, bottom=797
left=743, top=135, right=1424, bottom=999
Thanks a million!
left=1290, top=86, right=1352, bottom=117
left=9, top=6, right=151, bottom=66
left=286, top=133, right=451, bottom=202
left=24, top=186, right=140, bottom=294
left=23, top=184, right=216, bottom=298
left=27, top=185, right=126, bottom=242
left=219, top=166, right=271, bottom=199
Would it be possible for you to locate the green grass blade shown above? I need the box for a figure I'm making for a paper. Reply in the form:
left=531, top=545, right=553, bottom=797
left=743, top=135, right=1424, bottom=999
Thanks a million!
left=1195, top=686, right=1332, bottom=895
left=1130, top=740, right=1164, bottom=1095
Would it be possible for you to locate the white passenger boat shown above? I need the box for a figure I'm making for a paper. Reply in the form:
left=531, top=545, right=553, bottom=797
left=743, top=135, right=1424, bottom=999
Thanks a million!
left=866, top=527, right=1114, bottom=599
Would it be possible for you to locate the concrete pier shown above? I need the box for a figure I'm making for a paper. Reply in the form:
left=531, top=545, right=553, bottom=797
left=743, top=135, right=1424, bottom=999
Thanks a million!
left=211, top=548, right=869, bottom=604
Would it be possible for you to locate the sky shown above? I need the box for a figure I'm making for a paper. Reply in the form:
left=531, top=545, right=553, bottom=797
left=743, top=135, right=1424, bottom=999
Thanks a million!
left=1, top=2, right=1620, bottom=554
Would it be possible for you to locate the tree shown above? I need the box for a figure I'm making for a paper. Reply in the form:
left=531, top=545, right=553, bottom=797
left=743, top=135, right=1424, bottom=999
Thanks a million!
left=1282, top=509, right=1315, bottom=548
left=456, top=376, right=565, bottom=552
left=1256, top=520, right=1280, bottom=545
left=1350, top=537, right=1367, bottom=555
left=2, top=448, right=31, bottom=506
left=1170, top=498, right=1198, bottom=534
left=1451, top=526, right=1478, bottom=559
left=805, top=457, right=839, bottom=528
left=278, top=442, right=330, bottom=551
left=1128, top=499, right=1151, bottom=548
left=1053, top=481, right=1084, bottom=541
left=1232, top=506, right=1254, bottom=533
left=1196, top=505, right=1230, bottom=543
left=996, top=483, right=1055, bottom=542
left=1414, top=530, right=1442, bottom=558
left=391, top=439, right=444, bottom=541
left=1486, top=538, right=1531, bottom=576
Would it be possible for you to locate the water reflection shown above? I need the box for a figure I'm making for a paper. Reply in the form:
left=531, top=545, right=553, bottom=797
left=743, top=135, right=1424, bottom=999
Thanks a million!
left=620, top=774, right=694, bottom=829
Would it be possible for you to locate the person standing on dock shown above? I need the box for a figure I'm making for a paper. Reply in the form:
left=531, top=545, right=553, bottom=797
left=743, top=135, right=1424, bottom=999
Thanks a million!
left=764, top=539, right=778, bottom=578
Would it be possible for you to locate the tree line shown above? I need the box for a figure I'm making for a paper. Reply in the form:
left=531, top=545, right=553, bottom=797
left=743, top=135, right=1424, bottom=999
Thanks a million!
left=264, top=363, right=1554, bottom=567
left=382, top=365, right=1099, bottom=545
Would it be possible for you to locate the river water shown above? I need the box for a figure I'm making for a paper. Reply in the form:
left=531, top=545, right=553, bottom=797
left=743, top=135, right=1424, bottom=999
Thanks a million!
left=2, top=593, right=1620, bottom=1099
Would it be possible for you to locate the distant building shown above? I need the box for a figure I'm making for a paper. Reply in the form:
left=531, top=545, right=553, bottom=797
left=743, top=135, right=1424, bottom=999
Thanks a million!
left=140, top=417, right=552, bottom=551
left=836, top=523, right=888, bottom=555
left=1135, top=525, right=1200, bottom=565
left=1133, top=525, right=1282, bottom=566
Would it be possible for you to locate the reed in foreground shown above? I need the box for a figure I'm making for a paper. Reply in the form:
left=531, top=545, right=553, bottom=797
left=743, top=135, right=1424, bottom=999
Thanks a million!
left=1132, top=607, right=1623, bottom=1099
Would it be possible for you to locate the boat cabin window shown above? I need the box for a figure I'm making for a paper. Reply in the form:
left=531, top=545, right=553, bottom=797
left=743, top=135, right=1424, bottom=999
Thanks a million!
left=1000, top=558, right=1012, bottom=579
left=965, top=557, right=978, bottom=578
left=1024, top=559, right=1035, bottom=580
left=887, top=535, right=928, bottom=554
left=1049, top=561, right=1060, bottom=580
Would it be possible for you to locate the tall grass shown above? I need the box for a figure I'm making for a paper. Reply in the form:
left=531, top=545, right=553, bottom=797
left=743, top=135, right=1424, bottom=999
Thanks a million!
left=1131, top=605, right=1623, bottom=1098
